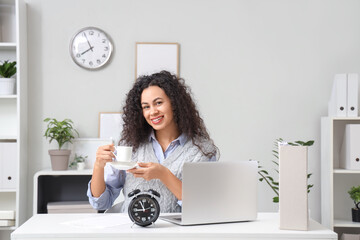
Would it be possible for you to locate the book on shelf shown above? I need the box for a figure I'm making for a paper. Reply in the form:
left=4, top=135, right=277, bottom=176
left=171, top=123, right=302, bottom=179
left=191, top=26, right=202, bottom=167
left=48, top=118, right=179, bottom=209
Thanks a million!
left=0, top=210, right=15, bottom=220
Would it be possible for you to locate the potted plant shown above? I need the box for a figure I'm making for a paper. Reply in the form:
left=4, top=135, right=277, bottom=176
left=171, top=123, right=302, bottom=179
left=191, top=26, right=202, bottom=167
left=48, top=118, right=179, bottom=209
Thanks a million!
left=257, top=138, right=314, bottom=203
left=69, top=154, right=87, bottom=170
left=348, top=185, right=360, bottom=222
left=44, top=118, right=79, bottom=170
left=0, top=60, right=16, bottom=95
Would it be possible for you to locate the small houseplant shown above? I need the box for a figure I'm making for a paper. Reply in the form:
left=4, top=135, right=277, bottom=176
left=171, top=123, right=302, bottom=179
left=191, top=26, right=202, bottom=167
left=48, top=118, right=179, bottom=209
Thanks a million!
left=0, top=60, right=16, bottom=95
left=348, top=185, right=360, bottom=222
left=44, top=118, right=79, bottom=170
left=69, top=154, right=87, bottom=170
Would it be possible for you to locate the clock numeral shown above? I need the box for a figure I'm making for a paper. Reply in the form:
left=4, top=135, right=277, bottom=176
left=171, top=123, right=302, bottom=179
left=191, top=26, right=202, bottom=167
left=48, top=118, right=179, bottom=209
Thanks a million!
left=82, top=59, right=86, bottom=63
left=97, top=59, right=101, bottom=64
left=102, top=39, right=106, bottom=43
left=89, top=31, right=94, bottom=35
left=104, top=47, right=109, bottom=51
left=76, top=54, right=81, bottom=58
left=89, top=61, right=93, bottom=66
left=102, top=54, right=107, bottom=58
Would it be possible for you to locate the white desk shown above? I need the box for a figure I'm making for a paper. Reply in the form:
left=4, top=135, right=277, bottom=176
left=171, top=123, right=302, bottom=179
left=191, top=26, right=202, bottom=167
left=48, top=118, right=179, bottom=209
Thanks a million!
left=11, top=213, right=337, bottom=240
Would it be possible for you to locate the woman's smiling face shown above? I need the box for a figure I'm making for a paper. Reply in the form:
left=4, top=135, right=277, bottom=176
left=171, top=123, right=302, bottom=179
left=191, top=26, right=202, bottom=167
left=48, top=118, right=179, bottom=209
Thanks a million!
left=141, top=86, right=176, bottom=133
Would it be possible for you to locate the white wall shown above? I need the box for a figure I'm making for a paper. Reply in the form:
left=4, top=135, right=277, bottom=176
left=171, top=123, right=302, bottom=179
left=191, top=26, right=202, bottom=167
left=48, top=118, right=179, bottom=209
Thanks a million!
left=25, top=0, right=360, bottom=222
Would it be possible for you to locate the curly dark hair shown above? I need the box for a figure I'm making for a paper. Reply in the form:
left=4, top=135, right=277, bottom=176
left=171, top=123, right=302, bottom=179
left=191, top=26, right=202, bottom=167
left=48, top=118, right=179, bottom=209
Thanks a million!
left=120, top=71, right=217, bottom=158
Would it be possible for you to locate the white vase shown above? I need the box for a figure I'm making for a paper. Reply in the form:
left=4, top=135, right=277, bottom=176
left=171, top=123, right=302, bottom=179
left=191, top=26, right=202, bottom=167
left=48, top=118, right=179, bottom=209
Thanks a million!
left=0, top=78, right=15, bottom=95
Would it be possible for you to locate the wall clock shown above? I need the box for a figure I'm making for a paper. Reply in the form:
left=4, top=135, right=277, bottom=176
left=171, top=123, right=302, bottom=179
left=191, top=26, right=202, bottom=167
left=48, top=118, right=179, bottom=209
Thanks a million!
left=128, top=189, right=160, bottom=227
left=69, top=26, right=113, bottom=70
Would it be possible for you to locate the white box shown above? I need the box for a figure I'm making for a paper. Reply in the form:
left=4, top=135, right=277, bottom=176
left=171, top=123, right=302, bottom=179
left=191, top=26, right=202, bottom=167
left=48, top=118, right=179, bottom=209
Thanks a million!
left=279, top=145, right=308, bottom=230
left=47, top=201, right=97, bottom=214
left=0, top=210, right=15, bottom=220
left=340, top=233, right=360, bottom=240
left=340, top=124, right=360, bottom=170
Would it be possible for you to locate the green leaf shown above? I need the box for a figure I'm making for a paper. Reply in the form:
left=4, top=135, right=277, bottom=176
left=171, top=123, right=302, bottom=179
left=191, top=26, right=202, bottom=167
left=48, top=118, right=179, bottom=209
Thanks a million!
left=273, top=196, right=279, bottom=203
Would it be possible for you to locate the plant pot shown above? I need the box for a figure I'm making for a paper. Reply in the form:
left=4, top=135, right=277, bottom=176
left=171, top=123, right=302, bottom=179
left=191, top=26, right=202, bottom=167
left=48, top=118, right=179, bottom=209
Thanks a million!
left=0, top=78, right=15, bottom=95
left=49, top=149, right=71, bottom=171
left=77, top=162, right=85, bottom=170
left=352, top=208, right=360, bottom=222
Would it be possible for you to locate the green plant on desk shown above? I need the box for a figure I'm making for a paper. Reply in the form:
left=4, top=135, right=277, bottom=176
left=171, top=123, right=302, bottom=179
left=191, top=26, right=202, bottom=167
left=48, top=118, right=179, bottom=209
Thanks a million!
left=69, top=154, right=88, bottom=168
left=257, top=138, right=314, bottom=203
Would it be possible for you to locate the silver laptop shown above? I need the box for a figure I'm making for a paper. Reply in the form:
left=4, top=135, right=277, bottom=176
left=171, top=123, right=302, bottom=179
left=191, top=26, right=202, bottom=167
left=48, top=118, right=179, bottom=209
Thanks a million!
left=160, top=161, right=258, bottom=225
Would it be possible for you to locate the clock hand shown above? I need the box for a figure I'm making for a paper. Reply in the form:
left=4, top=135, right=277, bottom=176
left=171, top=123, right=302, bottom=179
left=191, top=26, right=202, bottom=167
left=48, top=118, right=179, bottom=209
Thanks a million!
left=139, top=201, right=145, bottom=211
left=83, top=32, right=93, bottom=52
left=81, top=46, right=94, bottom=55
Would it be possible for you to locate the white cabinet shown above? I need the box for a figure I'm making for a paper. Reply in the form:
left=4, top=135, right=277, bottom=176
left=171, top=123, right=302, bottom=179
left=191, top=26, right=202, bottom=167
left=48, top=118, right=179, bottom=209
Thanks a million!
left=321, top=117, right=360, bottom=233
left=0, top=0, right=27, bottom=234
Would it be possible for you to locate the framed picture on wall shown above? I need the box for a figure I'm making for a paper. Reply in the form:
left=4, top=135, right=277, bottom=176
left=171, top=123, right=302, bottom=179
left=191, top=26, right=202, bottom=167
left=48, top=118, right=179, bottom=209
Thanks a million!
left=98, top=112, right=123, bottom=144
left=135, top=42, right=180, bottom=79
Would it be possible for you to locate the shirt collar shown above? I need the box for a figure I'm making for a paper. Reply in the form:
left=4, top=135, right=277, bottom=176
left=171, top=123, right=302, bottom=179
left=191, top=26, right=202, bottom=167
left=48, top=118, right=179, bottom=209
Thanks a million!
left=149, top=130, right=187, bottom=146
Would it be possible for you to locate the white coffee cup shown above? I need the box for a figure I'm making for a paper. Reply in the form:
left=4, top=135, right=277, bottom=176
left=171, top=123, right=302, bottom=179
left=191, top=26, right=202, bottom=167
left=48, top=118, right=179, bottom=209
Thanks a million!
left=114, top=146, right=133, bottom=162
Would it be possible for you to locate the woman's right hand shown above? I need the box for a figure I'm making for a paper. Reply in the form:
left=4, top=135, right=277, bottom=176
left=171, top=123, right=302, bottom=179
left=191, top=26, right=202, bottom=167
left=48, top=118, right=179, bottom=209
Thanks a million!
left=94, top=144, right=115, bottom=169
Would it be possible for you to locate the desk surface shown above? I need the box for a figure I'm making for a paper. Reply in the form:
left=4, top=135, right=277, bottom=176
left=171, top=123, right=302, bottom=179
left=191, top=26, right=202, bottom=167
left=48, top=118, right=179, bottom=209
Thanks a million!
left=11, top=212, right=337, bottom=240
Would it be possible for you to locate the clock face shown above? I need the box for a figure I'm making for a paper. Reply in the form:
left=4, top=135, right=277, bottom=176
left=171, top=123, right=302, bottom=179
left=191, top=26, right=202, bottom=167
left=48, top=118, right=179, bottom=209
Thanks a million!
left=70, top=27, right=113, bottom=70
left=128, top=194, right=160, bottom=227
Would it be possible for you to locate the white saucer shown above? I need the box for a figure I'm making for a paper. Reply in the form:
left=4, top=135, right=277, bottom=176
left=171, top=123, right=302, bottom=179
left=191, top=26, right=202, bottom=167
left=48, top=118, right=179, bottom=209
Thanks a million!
left=108, top=161, right=138, bottom=170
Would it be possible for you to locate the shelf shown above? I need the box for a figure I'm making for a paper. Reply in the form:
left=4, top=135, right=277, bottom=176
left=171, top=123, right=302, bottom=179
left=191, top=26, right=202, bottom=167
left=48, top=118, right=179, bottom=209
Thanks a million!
left=0, top=226, right=16, bottom=231
left=332, top=117, right=360, bottom=121
left=35, top=169, right=93, bottom=176
left=0, top=43, right=16, bottom=50
left=0, top=189, right=16, bottom=193
left=334, top=169, right=360, bottom=174
left=0, top=95, right=16, bottom=99
left=334, top=219, right=360, bottom=228
left=0, top=136, right=16, bottom=141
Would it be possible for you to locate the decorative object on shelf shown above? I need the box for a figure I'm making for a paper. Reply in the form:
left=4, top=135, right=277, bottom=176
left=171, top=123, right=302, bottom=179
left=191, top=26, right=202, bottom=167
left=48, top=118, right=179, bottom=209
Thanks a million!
left=69, top=26, right=113, bottom=70
left=257, top=138, right=314, bottom=203
left=128, top=189, right=160, bottom=227
left=0, top=60, right=16, bottom=95
left=136, top=42, right=179, bottom=79
left=44, top=118, right=79, bottom=171
left=348, top=185, right=360, bottom=222
left=69, top=154, right=87, bottom=170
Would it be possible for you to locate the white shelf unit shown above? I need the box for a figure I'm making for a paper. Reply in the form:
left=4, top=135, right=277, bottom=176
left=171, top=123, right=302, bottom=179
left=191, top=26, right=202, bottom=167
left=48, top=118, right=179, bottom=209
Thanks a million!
left=0, top=0, right=27, bottom=234
left=321, top=117, right=360, bottom=232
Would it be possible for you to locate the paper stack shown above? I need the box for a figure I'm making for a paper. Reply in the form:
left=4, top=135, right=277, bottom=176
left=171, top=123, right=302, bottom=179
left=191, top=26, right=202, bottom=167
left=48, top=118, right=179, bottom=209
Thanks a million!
left=0, top=210, right=15, bottom=227
left=328, top=73, right=359, bottom=117
left=47, top=201, right=97, bottom=214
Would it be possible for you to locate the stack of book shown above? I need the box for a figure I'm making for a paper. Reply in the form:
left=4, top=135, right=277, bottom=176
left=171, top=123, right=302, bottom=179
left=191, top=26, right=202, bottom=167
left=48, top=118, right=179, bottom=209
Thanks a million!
left=0, top=210, right=15, bottom=227
left=47, top=201, right=97, bottom=213
left=328, top=73, right=359, bottom=117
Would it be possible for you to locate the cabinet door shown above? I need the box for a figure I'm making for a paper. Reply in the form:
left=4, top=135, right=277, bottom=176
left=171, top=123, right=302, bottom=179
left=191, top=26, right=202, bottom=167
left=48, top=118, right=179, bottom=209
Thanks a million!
left=0, top=142, right=18, bottom=189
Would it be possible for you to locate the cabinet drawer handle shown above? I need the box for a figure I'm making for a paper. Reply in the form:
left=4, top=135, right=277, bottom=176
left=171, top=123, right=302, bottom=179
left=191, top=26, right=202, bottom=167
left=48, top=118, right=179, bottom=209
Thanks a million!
left=8, top=176, right=12, bottom=180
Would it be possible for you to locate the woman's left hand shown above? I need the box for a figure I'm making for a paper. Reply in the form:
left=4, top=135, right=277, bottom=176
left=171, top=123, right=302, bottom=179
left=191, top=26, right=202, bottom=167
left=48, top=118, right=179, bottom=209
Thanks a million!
left=127, top=162, right=167, bottom=181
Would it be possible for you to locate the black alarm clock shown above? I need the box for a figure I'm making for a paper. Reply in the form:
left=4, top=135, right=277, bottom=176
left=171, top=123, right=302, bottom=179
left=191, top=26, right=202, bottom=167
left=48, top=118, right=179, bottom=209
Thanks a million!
left=127, top=189, right=160, bottom=227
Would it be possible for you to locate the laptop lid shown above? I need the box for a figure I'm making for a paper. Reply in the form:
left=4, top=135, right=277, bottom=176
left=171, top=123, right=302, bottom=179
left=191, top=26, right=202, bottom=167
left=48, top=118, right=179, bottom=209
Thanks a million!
left=181, top=161, right=258, bottom=225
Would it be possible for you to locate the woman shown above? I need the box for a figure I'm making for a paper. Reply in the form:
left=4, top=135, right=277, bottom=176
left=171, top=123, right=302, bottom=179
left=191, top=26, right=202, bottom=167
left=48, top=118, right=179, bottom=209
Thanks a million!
left=87, top=71, right=218, bottom=213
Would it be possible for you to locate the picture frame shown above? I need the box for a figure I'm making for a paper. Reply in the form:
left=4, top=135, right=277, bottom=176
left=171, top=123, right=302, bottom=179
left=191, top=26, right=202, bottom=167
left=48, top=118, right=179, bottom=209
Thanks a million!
left=98, top=112, right=123, bottom=144
left=135, top=42, right=179, bottom=79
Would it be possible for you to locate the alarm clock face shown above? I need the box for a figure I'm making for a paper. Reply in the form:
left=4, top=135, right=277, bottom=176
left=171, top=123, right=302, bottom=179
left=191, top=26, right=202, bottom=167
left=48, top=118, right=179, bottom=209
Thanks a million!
left=128, top=194, right=160, bottom=227
left=70, top=27, right=113, bottom=70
